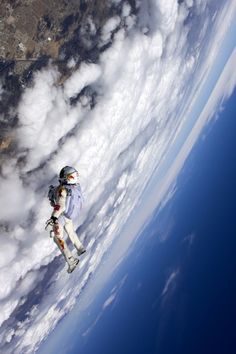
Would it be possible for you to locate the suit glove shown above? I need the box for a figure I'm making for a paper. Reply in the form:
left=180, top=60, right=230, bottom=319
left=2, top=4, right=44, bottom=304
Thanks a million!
left=45, top=216, right=58, bottom=230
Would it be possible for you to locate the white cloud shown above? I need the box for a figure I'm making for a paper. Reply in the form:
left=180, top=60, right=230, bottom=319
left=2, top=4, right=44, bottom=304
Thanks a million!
left=161, top=269, right=179, bottom=298
left=63, top=63, right=101, bottom=99
left=204, top=48, right=236, bottom=122
left=137, top=0, right=179, bottom=37
left=122, top=3, right=131, bottom=18
left=0, top=1, right=235, bottom=353
left=67, top=58, right=76, bottom=69
left=0, top=82, right=3, bottom=101
left=185, top=0, right=193, bottom=9
left=102, top=293, right=116, bottom=310
left=183, top=232, right=196, bottom=248
left=0, top=169, right=34, bottom=223
left=100, top=16, right=121, bottom=44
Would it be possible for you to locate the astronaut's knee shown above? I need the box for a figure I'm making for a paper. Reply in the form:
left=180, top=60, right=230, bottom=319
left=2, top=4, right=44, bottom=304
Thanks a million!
left=53, top=236, right=65, bottom=250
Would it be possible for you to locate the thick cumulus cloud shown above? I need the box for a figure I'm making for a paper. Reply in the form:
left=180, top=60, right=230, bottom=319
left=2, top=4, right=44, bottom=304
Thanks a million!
left=0, top=0, right=235, bottom=353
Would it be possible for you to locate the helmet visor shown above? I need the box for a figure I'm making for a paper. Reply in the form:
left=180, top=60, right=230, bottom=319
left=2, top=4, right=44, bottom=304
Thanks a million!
left=66, top=171, right=79, bottom=184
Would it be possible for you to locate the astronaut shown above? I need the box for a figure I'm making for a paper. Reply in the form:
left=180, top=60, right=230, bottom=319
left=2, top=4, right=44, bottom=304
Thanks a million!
left=46, top=166, right=86, bottom=273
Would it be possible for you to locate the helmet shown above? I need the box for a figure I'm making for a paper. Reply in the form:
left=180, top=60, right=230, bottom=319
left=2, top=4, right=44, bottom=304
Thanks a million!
left=59, top=166, right=79, bottom=185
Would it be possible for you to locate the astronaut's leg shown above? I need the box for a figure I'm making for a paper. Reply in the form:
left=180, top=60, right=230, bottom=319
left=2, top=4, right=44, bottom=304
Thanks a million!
left=53, top=222, right=79, bottom=273
left=64, top=217, right=86, bottom=256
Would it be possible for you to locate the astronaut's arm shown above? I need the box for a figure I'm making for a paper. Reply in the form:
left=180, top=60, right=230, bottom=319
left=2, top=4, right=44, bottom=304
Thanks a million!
left=52, top=187, right=67, bottom=219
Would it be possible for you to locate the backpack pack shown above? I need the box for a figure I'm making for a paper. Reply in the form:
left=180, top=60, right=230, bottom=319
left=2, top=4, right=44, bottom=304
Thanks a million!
left=47, top=184, right=83, bottom=221
left=47, top=185, right=58, bottom=207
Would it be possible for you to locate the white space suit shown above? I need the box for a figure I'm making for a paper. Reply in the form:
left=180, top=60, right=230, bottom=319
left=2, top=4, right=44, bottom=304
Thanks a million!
left=46, top=166, right=86, bottom=273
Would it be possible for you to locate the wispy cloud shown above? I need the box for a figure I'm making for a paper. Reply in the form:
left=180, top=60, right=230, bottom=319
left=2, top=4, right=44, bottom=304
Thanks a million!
left=161, top=269, right=179, bottom=299
left=102, top=293, right=117, bottom=310
left=82, top=274, right=127, bottom=337
left=183, top=232, right=196, bottom=249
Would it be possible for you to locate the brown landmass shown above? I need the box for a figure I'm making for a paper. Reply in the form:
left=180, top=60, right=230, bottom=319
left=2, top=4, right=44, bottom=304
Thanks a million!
left=0, top=0, right=109, bottom=75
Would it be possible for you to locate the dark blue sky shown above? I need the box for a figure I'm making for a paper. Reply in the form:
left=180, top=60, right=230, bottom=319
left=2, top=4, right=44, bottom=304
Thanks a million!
left=57, top=88, right=236, bottom=354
